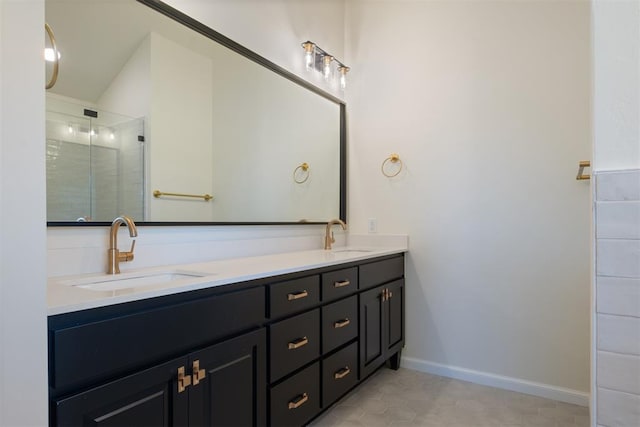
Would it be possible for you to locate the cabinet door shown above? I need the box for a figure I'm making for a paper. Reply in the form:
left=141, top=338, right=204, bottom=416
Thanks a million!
left=359, top=285, right=385, bottom=379
left=188, top=329, right=267, bottom=427
left=385, top=279, right=405, bottom=353
left=54, top=357, right=189, bottom=427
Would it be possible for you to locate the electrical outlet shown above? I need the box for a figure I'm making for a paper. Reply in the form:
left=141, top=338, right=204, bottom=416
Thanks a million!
left=367, top=218, right=377, bottom=233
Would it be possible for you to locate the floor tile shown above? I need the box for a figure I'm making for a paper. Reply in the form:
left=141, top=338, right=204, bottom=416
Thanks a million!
left=309, top=367, right=589, bottom=427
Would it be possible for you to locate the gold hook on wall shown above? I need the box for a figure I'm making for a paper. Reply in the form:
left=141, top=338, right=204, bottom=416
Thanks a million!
left=381, top=153, right=403, bottom=178
left=294, top=162, right=310, bottom=184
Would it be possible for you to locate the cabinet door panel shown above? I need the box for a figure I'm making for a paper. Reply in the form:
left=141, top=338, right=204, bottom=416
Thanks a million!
left=359, top=286, right=385, bottom=378
left=386, top=279, right=405, bottom=351
left=54, top=357, right=188, bottom=427
left=189, top=329, right=266, bottom=427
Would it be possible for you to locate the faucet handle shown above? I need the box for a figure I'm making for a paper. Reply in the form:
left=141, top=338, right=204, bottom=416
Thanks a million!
left=331, top=231, right=335, bottom=244
left=119, top=239, right=136, bottom=262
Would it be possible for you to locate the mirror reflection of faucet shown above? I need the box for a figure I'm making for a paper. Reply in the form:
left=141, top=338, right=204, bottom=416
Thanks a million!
left=107, top=215, right=138, bottom=274
left=324, top=219, right=347, bottom=250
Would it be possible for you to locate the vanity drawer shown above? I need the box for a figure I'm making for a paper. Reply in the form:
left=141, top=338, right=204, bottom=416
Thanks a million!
left=359, top=256, right=404, bottom=290
left=50, top=286, right=265, bottom=392
left=270, top=309, right=320, bottom=382
left=322, top=296, right=358, bottom=354
left=322, top=267, right=358, bottom=302
left=270, top=362, right=320, bottom=427
left=322, top=342, right=358, bottom=408
left=269, top=275, right=320, bottom=319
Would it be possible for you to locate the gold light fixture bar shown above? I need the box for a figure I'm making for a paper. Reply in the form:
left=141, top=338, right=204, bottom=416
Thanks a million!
left=301, top=40, right=350, bottom=89
left=153, top=190, right=213, bottom=201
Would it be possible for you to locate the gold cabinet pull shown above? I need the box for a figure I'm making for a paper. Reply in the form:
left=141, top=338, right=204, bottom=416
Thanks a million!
left=334, top=366, right=351, bottom=379
left=288, top=336, right=309, bottom=350
left=177, top=366, right=192, bottom=393
left=288, top=393, right=309, bottom=409
left=334, top=318, right=350, bottom=328
left=388, top=290, right=393, bottom=299
left=192, top=360, right=206, bottom=386
left=334, top=280, right=351, bottom=288
left=287, top=290, right=309, bottom=301
left=381, top=288, right=388, bottom=302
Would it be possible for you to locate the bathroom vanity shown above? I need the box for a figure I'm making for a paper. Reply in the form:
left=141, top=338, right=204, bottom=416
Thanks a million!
left=47, top=250, right=405, bottom=426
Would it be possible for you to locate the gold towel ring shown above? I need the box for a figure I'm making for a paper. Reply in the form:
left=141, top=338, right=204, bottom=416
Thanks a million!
left=294, top=162, right=310, bottom=184
left=45, top=23, right=59, bottom=90
left=381, top=153, right=402, bottom=177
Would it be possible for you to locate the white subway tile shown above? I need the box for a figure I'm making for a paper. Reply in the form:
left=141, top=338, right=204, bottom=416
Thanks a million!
left=597, top=314, right=640, bottom=355
left=597, top=276, right=640, bottom=317
left=597, top=239, right=640, bottom=278
left=597, top=170, right=640, bottom=201
left=597, top=351, right=640, bottom=395
left=596, top=201, right=640, bottom=239
left=597, top=387, right=640, bottom=427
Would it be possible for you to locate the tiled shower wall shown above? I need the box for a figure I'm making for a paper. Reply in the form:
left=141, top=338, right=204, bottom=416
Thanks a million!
left=595, top=169, right=640, bottom=427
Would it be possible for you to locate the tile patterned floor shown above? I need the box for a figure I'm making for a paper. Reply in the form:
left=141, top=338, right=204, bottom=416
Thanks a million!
left=309, top=368, right=589, bottom=427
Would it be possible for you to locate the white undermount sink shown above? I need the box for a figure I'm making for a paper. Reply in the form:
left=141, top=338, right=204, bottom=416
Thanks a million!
left=331, top=249, right=373, bottom=254
left=63, top=270, right=211, bottom=292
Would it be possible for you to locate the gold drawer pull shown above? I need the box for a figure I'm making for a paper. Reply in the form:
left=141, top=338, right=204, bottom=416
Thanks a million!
left=287, top=290, right=309, bottom=301
left=334, top=280, right=351, bottom=288
left=334, top=366, right=351, bottom=379
left=288, top=336, right=309, bottom=350
left=334, top=318, right=350, bottom=328
left=288, top=393, right=309, bottom=409
left=177, top=366, right=192, bottom=393
left=192, top=360, right=206, bottom=385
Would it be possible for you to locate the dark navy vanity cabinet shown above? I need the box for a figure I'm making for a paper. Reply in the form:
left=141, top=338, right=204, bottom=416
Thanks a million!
left=48, top=253, right=405, bottom=426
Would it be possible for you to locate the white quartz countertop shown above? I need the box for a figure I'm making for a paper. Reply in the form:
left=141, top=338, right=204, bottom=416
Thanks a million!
left=47, top=244, right=407, bottom=316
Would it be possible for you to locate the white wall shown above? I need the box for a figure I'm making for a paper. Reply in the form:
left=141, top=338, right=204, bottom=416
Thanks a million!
left=346, top=0, right=592, bottom=401
left=0, top=0, right=48, bottom=425
left=592, top=0, right=640, bottom=172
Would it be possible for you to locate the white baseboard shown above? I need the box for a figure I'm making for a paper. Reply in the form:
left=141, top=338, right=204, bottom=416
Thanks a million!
left=401, top=356, right=590, bottom=407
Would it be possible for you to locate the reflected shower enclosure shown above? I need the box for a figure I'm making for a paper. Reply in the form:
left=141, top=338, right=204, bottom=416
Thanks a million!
left=46, top=97, right=145, bottom=222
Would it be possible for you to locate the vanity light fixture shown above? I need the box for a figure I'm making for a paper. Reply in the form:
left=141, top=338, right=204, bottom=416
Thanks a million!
left=301, top=40, right=350, bottom=89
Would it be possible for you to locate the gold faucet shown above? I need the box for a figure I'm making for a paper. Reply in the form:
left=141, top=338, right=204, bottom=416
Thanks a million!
left=107, top=215, right=138, bottom=274
left=324, top=219, right=347, bottom=250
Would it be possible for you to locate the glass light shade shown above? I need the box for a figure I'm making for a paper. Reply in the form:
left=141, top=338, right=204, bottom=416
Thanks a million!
left=323, top=55, right=333, bottom=81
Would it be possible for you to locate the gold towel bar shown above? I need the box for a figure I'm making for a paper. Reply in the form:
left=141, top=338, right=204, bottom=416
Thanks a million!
left=576, top=161, right=591, bottom=181
left=153, top=190, right=213, bottom=201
